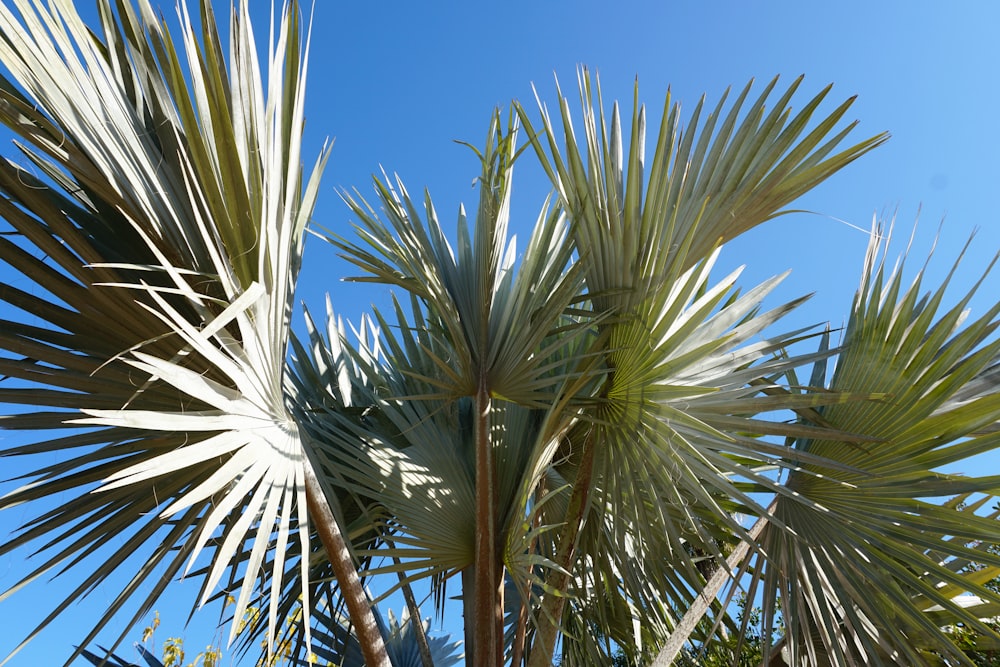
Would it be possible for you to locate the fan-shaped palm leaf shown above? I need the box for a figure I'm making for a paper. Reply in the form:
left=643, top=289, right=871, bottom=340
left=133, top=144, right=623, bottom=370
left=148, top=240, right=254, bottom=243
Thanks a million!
left=739, top=226, right=1000, bottom=666
left=508, top=71, right=888, bottom=665
left=326, top=110, right=597, bottom=665
left=0, top=2, right=386, bottom=665
left=285, top=605, right=462, bottom=667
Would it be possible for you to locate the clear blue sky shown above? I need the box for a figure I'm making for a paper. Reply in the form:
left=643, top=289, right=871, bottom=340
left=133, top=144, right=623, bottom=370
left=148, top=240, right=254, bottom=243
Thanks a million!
left=1, top=1, right=998, bottom=665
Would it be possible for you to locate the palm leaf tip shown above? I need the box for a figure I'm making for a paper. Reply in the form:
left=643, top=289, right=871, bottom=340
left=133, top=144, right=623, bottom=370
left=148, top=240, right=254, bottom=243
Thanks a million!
left=517, top=70, right=888, bottom=282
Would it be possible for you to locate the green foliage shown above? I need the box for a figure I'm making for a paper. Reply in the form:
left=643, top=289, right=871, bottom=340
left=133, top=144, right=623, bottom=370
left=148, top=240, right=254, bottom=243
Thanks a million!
left=80, top=612, right=226, bottom=667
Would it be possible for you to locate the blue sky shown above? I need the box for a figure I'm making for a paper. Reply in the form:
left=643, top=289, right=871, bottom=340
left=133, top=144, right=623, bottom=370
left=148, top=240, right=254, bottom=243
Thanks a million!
left=0, top=1, right=998, bottom=665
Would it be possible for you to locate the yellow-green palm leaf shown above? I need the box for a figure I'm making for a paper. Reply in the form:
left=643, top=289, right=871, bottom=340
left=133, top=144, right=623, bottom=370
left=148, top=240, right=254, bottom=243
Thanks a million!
left=745, top=227, right=1000, bottom=666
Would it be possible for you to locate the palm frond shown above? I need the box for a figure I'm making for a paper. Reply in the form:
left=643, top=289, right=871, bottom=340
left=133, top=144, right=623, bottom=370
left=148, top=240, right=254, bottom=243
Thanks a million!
left=331, top=109, right=590, bottom=406
left=0, top=1, right=339, bottom=664
left=516, top=70, right=888, bottom=286
left=275, top=603, right=462, bottom=667
left=508, top=71, right=889, bottom=666
left=746, top=225, right=1000, bottom=666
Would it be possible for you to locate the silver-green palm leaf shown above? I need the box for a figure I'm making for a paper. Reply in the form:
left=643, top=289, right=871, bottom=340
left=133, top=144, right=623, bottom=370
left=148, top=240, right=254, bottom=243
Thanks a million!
left=513, top=71, right=889, bottom=665
left=299, top=73, right=893, bottom=667
left=0, top=1, right=340, bottom=663
left=745, top=228, right=1000, bottom=666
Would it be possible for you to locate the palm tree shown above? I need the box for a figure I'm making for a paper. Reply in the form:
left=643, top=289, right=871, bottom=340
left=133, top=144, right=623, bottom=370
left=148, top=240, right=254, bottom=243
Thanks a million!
left=0, top=0, right=387, bottom=665
left=2, top=2, right=1000, bottom=667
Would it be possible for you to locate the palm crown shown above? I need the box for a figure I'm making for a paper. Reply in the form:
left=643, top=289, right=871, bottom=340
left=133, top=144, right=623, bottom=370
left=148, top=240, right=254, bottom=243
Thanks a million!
left=1, top=2, right=999, bottom=667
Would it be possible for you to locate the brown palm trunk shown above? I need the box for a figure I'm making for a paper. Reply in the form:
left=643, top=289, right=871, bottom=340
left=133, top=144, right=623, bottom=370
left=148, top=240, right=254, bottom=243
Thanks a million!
left=526, top=432, right=597, bottom=667
left=473, top=379, right=504, bottom=666
left=303, top=464, right=391, bottom=667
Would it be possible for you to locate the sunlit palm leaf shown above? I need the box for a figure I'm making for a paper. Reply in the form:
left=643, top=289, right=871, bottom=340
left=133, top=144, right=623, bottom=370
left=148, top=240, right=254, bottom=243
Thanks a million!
left=517, top=70, right=888, bottom=281
left=0, top=1, right=335, bottom=663
left=746, top=226, right=1000, bottom=666
left=293, top=299, right=485, bottom=578
left=332, top=110, right=590, bottom=407
left=506, top=71, right=889, bottom=665
left=538, top=258, right=868, bottom=665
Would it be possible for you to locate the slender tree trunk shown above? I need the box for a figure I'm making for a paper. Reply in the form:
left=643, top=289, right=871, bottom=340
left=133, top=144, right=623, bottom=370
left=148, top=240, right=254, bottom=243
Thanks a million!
left=473, top=379, right=504, bottom=667
left=650, top=511, right=771, bottom=667
left=512, top=476, right=548, bottom=667
left=526, top=432, right=597, bottom=667
left=390, top=548, right=435, bottom=667
left=510, top=588, right=529, bottom=667
left=303, top=465, right=391, bottom=667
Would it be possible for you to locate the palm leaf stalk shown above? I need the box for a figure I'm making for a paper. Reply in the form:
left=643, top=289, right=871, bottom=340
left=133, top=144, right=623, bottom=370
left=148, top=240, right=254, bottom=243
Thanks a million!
left=389, top=543, right=438, bottom=667
left=650, top=502, right=772, bottom=667
left=0, top=1, right=387, bottom=665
